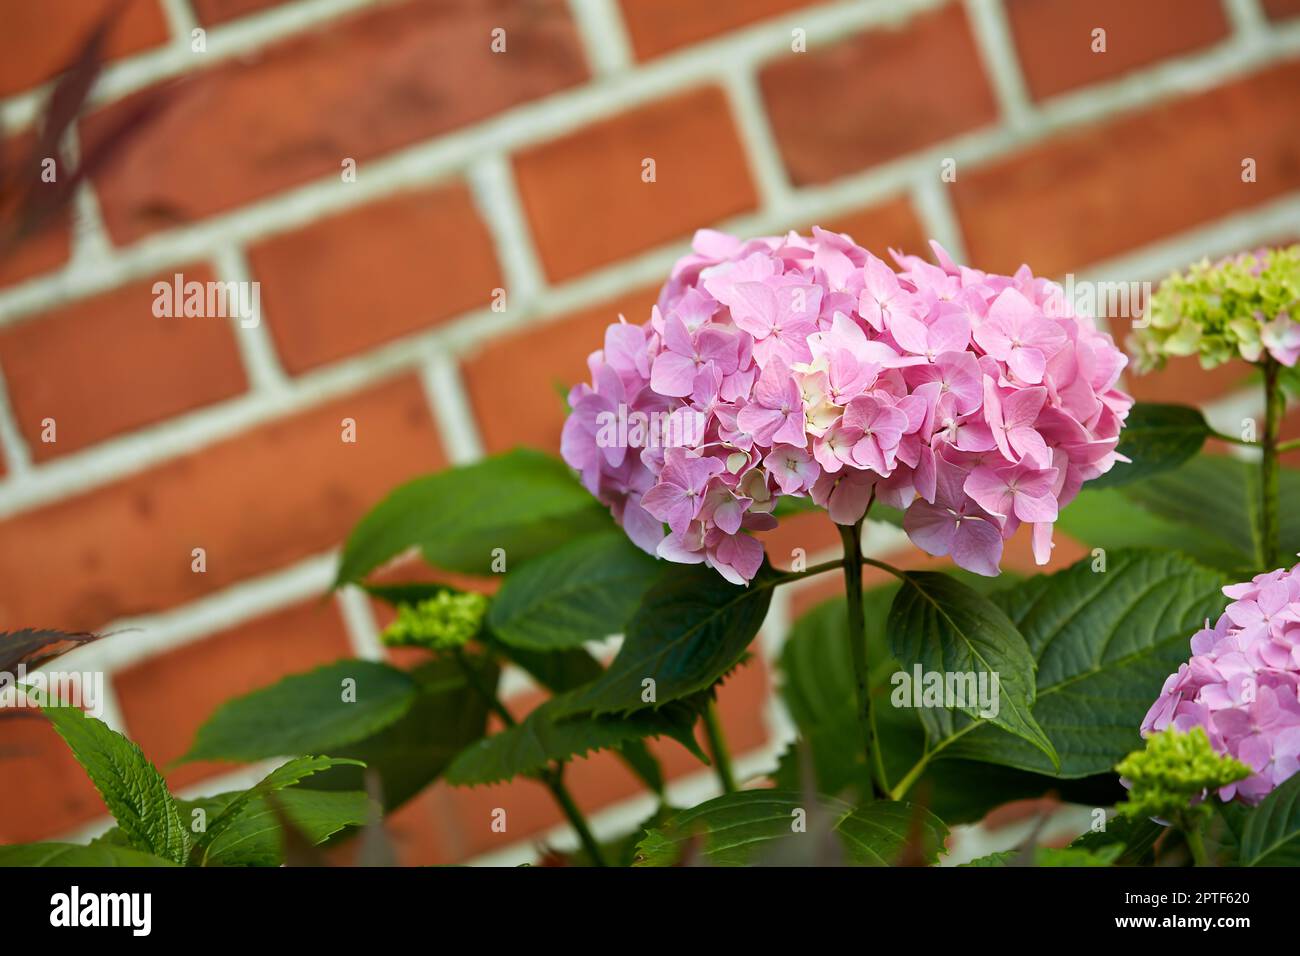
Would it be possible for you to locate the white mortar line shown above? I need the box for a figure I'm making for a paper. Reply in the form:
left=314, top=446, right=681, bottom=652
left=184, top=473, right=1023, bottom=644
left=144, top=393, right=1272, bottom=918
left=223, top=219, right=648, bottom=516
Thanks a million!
left=211, top=243, right=288, bottom=392
left=336, top=585, right=386, bottom=661
left=567, top=0, right=634, bottom=76
left=465, top=154, right=547, bottom=306
left=0, top=362, right=32, bottom=476
left=910, top=173, right=968, bottom=262
left=1224, top=0, right=1271, bottom=44
left=723, top=69, right=794, bottom=216
left=158, top=0, right=200, bottom=42
left=963, top=0, right=1034, bottom=131
left=420, top=349, right=485, bottom=465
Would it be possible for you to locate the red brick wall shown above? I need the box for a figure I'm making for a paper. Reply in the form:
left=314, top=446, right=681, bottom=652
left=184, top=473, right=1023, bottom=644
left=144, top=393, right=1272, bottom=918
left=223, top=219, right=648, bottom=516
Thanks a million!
left=1, top=0, right=1298, bottom=863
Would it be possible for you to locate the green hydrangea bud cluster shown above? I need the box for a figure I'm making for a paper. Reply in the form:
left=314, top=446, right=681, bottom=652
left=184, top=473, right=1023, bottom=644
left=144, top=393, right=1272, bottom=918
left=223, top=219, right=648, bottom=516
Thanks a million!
left=380, top=591, right=488, bottom=651
left=1129, top=245, right=1300, bottom=373
left=1115, top=727, right=1251, bottom=824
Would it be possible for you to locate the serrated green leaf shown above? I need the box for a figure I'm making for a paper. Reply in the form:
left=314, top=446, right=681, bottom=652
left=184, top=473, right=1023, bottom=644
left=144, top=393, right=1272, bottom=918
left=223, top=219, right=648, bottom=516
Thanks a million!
left=887, top=571, right=1057, bottom=767
left=487, top=531, right=660, bottom=649
left=336, top=448, right=612, bottom=582
left=1089, top=403, right=1211, bottom=489
left=187, top=789, right=369, bottom=867
left=0, top=843, right=179, bottom=867
left=297, top=656, right=496, bottom=810
left=1060, top=456, right=1300, bottom=576
left=43, top=706, right=190, bottom=864
left=184, top=660, right=419, bottom=764
left=960, top=845, right=1122, bottom=867
left=446, top=695, right=704, bottom=786
left=558, top=562, right=774, bottom=715
left=946, top=550, right=1227, bottom=777
left=193, top=755, right=364, bottom=863
left=635, top=790, right=946, bottom=866
left=1070, top=814, right=1164, bottom=866
left=1240, top=772, right=1300, bottom=865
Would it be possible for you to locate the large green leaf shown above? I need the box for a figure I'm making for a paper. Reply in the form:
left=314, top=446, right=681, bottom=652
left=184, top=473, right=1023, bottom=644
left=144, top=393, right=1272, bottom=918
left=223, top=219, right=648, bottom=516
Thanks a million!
left=1240, top=772, right=1300, bottom=866
left=559, top=562, right=774, bottom=716
left=184, top=789, right=369, bottom=867
left=1089, top=403, right=1211, bottom=489
left=1061, top=455, right=1300, bottom=576
left=487, top=530, right=659, bottom=649
left=484, top=637, right=669, bottom=793
left=297, top=656, right=497, bottom=810
left=446, top=694, right=704, bottom=786
left=335, top=448, right=612, bottom=582
left=0, top=843, right=179, bottom=867
left=887, top=571, right=1057, bottom=767
left=43, top=706, right=190, bottom=864
left=635, top=790, right=946, bottom=866
left=946, top=550, right=1227, bottom=777
left=192, top=755, right=363, bottom=863
left=184, top=660, right=419, bottom=764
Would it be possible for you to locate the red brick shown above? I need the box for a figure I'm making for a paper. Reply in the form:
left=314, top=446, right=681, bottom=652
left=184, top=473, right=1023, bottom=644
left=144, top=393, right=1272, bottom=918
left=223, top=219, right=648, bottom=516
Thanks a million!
left=414, top=654, right=772, bottom=863
left=1263, top=0, right=1300, bottom=20
left=249, top=185, right=500, bottom=374
left=954, top=59, right=1300, bottom=276
left=462, top=285, right=660, bottom=455
left=1004, top=0, right=1229, bottom=101
left=759, top=3, right=998, bottom=186
left=0, top=712, right=108, bottom=841
left=0, top=266, right=248, bottom=460
left=191, top=0, right=291, bottom=25
left=618, top=0, right=828, bottom=60
left=0, top=375, right=444, bottom=631
left=0, top=217, right=71, bottom=289
left=514, top=87, right=758, bottom=281
left=83, top=0, right=588, bottom=243
left=819, top=194, right=931, bottom=258
left=113, top=601, right=354, bottom=788
left=0, top=0, right=169, bottom=97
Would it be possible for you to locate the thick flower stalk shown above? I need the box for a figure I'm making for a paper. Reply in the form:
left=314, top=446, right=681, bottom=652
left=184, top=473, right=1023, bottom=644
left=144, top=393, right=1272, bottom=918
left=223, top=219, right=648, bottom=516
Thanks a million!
left=1142, top=562, right=1300, bottom=804
left=562, top=229, right=1133, bottom=583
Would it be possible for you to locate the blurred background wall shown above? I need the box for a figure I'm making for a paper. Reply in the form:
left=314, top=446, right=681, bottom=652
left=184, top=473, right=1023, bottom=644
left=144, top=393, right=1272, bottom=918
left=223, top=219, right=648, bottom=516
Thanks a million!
left=1, top=0, right=1298, bottom=864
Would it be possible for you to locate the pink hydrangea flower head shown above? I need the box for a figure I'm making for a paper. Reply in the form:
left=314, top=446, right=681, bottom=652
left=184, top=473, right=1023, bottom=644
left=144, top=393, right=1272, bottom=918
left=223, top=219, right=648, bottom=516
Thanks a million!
left=562, top=230, right=1133, bottom=584
left=1141, top=562, right=1300, bottom=804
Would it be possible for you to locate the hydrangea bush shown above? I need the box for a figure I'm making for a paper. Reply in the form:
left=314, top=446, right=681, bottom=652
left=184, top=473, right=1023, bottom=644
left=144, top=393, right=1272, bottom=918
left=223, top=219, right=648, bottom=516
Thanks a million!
left=561, top=230, right=1133, bottom=583
left=9, top=238, right=1300, bottom=870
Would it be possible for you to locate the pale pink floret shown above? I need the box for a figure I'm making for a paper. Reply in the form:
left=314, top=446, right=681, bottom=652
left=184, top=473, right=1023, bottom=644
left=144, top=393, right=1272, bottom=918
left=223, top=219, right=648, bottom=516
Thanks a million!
left=1142, top=563, right=1300, bottom=804
left=562, top=230, right=1133, bottom=584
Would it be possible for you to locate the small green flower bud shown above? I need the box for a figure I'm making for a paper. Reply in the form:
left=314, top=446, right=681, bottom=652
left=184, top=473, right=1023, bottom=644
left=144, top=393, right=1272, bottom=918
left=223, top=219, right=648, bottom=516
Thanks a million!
left=380, top=591, right=488, bottom=651
left=1115, top=727, right=1251, bottom=824
left=1129, top=245, right=1300, bottom=373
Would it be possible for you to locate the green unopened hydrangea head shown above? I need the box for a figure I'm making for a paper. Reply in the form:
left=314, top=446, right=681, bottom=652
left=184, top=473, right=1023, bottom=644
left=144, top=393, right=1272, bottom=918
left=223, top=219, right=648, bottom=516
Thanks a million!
left=1115, top=727, right=1251, bottom=824
left=381, top=591, right=488, bottom=651
left=1129, top=245, right=1300, bottom=373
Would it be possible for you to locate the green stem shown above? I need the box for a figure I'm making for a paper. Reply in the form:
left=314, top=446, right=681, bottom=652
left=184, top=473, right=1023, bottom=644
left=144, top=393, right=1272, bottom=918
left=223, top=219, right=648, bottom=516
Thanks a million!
left=1278, top=437, right=1300, bottom=453
left=702, top=699, right=736, bottom=793
left=1184, top=824, right=1210, bottom=868
left=452, top=649, right=608, bottom=866
left=1261, top=358, right=1283, bottom=570
left=838, top=521, right=889, bottom=799
left=1208, top=428, right=1256, bottom=447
